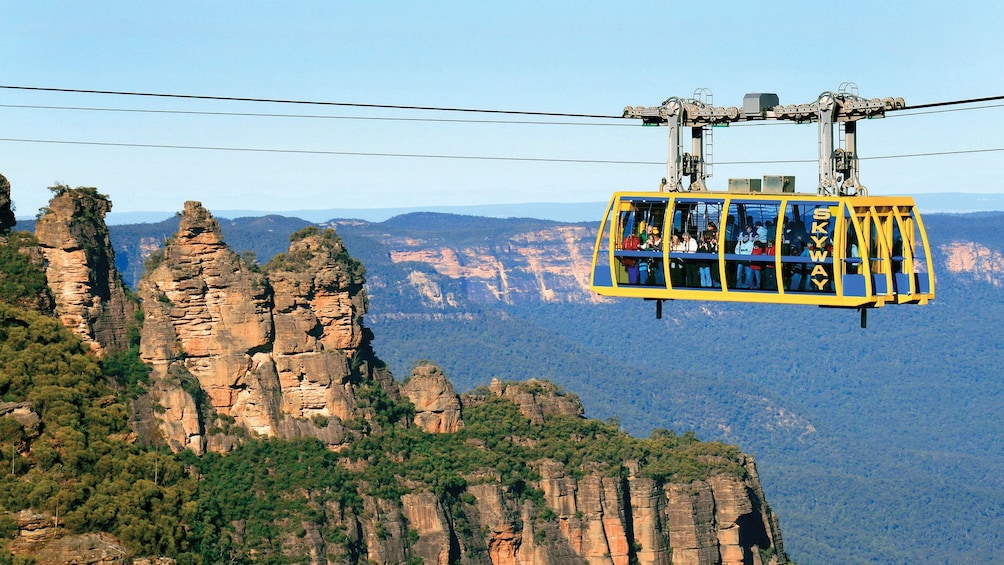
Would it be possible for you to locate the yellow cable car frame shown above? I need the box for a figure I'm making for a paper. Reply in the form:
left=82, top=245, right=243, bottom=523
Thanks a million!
left=590, top=192, right=935, bottom=309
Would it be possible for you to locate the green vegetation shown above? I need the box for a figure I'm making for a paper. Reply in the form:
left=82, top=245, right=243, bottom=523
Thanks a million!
left=0, top=303, right=199, bottom=558
left=0, top=295, right=746, bottom=562
left=0, top=285, right=746, bottom=563
left=263, top=226, right=365, bottom=278
left=0, top=232, right=51, bottom=311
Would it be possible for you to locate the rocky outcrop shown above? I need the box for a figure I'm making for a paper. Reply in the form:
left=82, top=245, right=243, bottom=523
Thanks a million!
left=375, top=223, right=603, bottom=306
left=137, top=203, right=386, bottom=454
left=34, top=187, right=136, bottom=356
left=0, top=173, right=14, bottom=232
left=401, top=363, right=464, bottom=433
left=488, top=378, right=585, bottom=424
left=7, top=510, right=129, bottom=565
left=940, top=241, right=1004, bottom=287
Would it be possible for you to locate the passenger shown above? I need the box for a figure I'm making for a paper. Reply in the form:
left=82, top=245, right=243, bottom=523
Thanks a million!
left=681, top=231, right=698, bottom=286
left=697, top=233, right=715, bottom=287
left=708, top=234, right=721, bottom=287
left=766, top=219, right=777, bottom=245
left=642, top=228, right=663, bottom=285
left=763, top=240, right=777, bottom=290
left=750, top=242, right=764, bottom=289
left=798, top=243, right=813, bottom=290
left=669, top=233, right=684, bottom=286
left=734, top=231, right=754, bottom=288
left=755, top=221, right=768, bottom=244
left=704, top=221, right=718, bottom=240
left=682, top=231, right=697, bottom=253
left=848, top=240, right=860, bottom=274
left=643, top=227, right=662, bottom=251
left=781, top=216, right=794, bottom=255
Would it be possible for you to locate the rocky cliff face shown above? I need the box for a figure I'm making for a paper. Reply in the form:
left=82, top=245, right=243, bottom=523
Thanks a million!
left=0, top=173, right=15, bottom=233
left=136, top=202, right=388, bottom=454
left=253, top=381, right=787, bottom=565
left=939, top=241, right=1004, bottom=287
left=401, top=363, right=464, bottom=433
left=365, top=222, right=603, bottom=307
left=34, top=187, right=136, bottom=356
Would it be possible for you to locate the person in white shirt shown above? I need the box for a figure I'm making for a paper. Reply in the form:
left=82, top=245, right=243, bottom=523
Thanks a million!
left=734, top=231, right=754, bottom=288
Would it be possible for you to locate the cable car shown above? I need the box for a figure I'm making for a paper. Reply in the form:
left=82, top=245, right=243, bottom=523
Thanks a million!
left=589, top=87, right=935, bottom=325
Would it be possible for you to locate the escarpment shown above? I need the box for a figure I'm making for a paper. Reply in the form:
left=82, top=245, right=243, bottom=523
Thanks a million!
left=136, top=202, right=390, bottom=454
left=3, top=183, right=789, bottom=564
left=33, top=186, right=137, bottom=355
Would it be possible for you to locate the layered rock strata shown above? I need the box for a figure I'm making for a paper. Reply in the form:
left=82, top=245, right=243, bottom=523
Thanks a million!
left=137, top=203, right=386, bottom=454
left=33, top=187, right=136, bottom=356
left=401, top=363, right=464, bottom=433
left=291, top=385, right=787, bottom=565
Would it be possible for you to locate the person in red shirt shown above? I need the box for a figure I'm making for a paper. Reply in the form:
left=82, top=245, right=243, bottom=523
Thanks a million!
left=750, top=242, right=764, bottom=289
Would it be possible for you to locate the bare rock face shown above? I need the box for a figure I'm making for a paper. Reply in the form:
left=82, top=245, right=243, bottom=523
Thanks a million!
left=137, top=203, right=381, bottom=454
left=34, top=186, right=137, bottom=356
left=383, top=225, right=602, bottom=305
left=400, top=363, right=463, bottom=433
left=0, top=173, right=15, bottom=232
left=488, top=378, right=585, bottom=424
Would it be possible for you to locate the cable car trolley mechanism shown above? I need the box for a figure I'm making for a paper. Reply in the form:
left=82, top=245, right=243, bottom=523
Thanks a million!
left=589, top=86, right=935, bottom=327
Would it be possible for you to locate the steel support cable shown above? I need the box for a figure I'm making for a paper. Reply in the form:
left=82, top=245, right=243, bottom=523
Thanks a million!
left=0, top=103, right=630, bottom=127
left=0, top=85, right=625, bottom=119
left=3, top=83, right=995, bottom=118
left=1, top=136, right=1001, bottom=164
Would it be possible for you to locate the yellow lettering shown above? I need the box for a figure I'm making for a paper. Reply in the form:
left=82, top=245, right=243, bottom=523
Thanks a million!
left=811, top=235, right=829, bottom=248
left=813, top=208, right=831, bottom=221
left=809, top=249, right=828, bottom=262
left=811, top=221, right=829, bottom=234
left=812, top=277, right=828, bottom=290
left=811, top=264, right=828, bottom=277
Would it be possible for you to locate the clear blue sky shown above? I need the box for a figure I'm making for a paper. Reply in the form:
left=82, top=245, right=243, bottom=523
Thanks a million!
left=2, top=2, right=1002, bottom=216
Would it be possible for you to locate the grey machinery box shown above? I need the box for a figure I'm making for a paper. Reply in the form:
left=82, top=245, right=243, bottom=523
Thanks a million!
left=743, top=93, right=780, bottom=116
left=762, top=175, right=795, bottom=193
left=728, top=178, right=762, bottom=193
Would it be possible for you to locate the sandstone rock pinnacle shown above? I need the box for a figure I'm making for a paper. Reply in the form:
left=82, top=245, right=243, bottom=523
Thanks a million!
left=0, top=173, right=15, bottom=232
left=138, top=205, right=387, bottom=454
left=401, top=363, right=464, bottom=433
left=34, top=185, right=137, bottom=356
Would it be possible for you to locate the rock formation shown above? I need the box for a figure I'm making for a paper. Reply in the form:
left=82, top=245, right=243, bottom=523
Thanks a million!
left=0, top=173, right=15, bottom=232
left=137, top=203, right=388, bottom=454
left=401, top=363, right=464, bottom=433
left=488, top=378, right=585, bottom=424
left=34, top=186, right=136, bottom=356
left=368, top=220, right=603, bottom=307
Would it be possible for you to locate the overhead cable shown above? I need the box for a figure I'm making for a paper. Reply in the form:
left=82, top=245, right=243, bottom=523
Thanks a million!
left=2, top=136, right=1001, bottom=165
left=3, top=84, right=1001, bottom=120
left=0, top=85, right=625, bottom=119
left=0, top=103, right=632, bottom=127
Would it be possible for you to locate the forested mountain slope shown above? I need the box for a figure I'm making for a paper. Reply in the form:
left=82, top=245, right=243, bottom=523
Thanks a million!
left=1, top=183, right=790, bottom=565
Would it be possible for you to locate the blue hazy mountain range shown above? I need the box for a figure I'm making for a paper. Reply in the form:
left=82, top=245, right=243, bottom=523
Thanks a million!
left=18, top=191, right=1004, bottom=226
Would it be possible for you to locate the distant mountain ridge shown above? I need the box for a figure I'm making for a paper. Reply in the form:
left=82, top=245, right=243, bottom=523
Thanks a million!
left=18, top=191, right=1002, bottom=226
